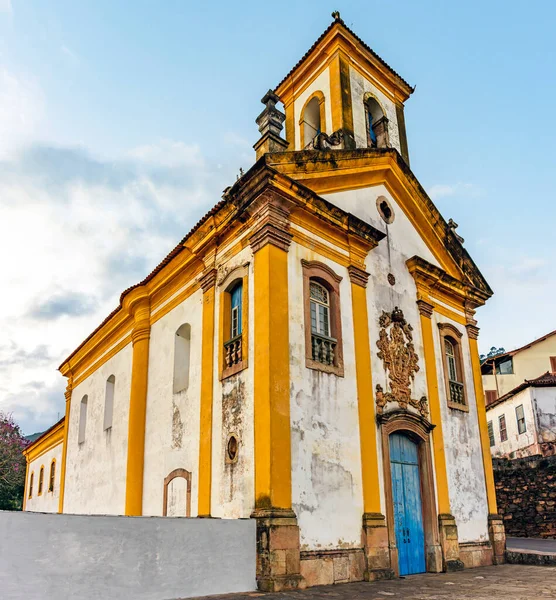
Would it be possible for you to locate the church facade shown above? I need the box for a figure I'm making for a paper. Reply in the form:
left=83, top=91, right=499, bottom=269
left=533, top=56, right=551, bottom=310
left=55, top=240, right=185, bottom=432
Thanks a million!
left=23, top=15, right=505, bottom=591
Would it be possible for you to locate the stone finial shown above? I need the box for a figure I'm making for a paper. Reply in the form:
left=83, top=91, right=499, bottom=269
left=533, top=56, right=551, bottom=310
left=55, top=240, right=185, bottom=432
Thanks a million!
left=253, top=90, right=289, bottom=159
left=448, top=218, right=465, bottom=244
left=331, top=11, right=341, bottom=21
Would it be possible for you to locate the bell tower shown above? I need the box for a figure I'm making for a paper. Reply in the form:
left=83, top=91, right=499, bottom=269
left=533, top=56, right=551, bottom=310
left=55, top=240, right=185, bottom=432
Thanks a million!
left=266, top=12, right=413, bottom=163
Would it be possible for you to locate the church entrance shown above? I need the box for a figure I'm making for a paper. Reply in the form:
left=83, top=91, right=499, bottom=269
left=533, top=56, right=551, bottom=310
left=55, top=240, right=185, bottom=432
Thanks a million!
left=390, top=433, right=426, bottom=575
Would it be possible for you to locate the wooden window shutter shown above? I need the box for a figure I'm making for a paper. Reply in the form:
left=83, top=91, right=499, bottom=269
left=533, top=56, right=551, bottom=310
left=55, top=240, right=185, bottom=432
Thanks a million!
left=550, top=356, right=556, bottom=373
left=485, top=390, right=498, bottom=405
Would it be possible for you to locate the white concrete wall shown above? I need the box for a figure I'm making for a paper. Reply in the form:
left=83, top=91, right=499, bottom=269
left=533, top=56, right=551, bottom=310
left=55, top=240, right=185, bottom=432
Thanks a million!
left=432, top=314, right=489, bottom=543
left=293, top=68, right=333, bottom=150
left=63, top=342, right=132, bottom=515
left=25, top=442, right=63, bottom=513
left=288, top=241, right=364, bottom=551
left=349, top=66, right=401, bottom=153
left=142, top=287, right=203, bottom=517
left=211, top=246, right=255, bottom=519
left=0, top=511, right=256, bottom=600
left=487, top=388, right=538, bottom=458
left=534, top=386, right=556, bottom=444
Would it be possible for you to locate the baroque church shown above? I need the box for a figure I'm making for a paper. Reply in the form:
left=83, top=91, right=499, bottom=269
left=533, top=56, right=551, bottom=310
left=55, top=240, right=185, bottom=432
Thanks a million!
left=23, top=14, right=505, bottom=591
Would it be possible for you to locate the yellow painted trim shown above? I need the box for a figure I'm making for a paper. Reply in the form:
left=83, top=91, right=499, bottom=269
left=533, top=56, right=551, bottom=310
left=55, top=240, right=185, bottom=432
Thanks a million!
left=285, top=101, right=295, bottom=148
left=22, top=458, right=29, bottom=509
left=58, top=390, right=71, bottom=513
left=419, top=311, right=451, bottom=514
left=242, top=273, right=249, bottom=367
left=48, top=458, right=56, bottom=493
left=253, top=243, right=292, bottom=509
left=28, top=471, right=34, bottom=500
left=124, top=291, right=151, bottom=516
left=431, top=303, right=467, bottom=326
left=198, top=282, right=216, bottom=516
left=351, top=282, right=381, bottom=513
left=23, top=419, right=65, bottom=462
left=150, top=281, right=200, bottom=326
left=329, top=55, right=343, bottom=133
left=468, top=335, right=498, bottom=514
left=72, top=335, right=132, bottom=389
left=291, top=229, right=350, bottom=267
left=38, top=465, right=44, bottom=496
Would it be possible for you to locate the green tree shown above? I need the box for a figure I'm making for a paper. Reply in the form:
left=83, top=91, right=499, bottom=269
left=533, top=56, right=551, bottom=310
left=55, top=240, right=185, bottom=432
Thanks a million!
left=0, top=412, right=28, bottom=510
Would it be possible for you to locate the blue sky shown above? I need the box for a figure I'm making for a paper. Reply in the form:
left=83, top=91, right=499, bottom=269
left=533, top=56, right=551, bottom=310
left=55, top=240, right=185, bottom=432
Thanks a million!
left=1, top=0, right=555, bottom=433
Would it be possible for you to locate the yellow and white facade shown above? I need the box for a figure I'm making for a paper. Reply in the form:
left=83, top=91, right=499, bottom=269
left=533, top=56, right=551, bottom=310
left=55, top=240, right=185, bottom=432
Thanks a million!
left=23, top=15, right=505, bottom=591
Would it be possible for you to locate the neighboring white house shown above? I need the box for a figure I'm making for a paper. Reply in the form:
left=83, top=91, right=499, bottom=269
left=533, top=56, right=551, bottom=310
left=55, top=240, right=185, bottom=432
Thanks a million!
left=486, top=372, right=556, bottom=458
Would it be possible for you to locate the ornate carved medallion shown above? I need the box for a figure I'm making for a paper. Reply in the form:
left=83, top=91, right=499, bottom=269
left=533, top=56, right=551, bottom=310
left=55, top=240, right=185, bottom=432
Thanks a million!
left=375, top=307, right=428, bottom=417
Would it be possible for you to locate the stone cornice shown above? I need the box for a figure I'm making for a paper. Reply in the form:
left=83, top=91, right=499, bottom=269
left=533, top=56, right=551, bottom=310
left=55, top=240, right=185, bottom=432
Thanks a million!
left=466, top=324, right=480, bottom=340
left=248, top=191, right=293, bottom=253
left=348, top=265, right=370, bottom=287
left=417, top=299, right=434, bottom=319
left=199, top=268, right=218, bottom=292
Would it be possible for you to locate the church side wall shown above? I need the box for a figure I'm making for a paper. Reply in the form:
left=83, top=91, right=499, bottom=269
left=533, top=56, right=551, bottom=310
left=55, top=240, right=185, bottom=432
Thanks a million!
left=25, top=442, right=63, bottom=513
left=63, top=342, right=132, bottom=515
left=288, top=241, right=364, bottom=551
left=349, top=66, right=401, bottom=153
left=432, top=313, right=489, bottom=543
left=211, top=245, right=255, bottom=519
left=142, top=288, right=203, bottom=517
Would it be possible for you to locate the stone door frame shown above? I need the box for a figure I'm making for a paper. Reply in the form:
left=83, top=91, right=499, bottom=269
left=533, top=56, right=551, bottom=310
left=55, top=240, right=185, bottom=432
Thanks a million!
left=163, top=468, right=191, bottom=517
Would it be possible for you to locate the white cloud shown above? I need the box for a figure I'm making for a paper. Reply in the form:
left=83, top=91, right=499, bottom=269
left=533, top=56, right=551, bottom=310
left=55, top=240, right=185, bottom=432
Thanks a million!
left=428, top=182, right=480, bottom=200
left=0, top=141, right=233, bottom=434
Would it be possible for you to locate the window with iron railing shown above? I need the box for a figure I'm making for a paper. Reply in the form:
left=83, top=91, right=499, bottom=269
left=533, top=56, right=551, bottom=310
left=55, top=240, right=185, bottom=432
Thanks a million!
left=445, top=338, right=466, bottom=407
left=223, top=281, right=244, bottom=373
left=309, top=281, right=337, bottom=367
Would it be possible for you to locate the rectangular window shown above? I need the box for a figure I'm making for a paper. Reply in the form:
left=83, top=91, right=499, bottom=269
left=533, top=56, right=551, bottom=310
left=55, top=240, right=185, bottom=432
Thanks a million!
left=550, top=356, right=556, bottom=374
left=487, top=421, right=495, bottom=447
left=499, top=414, right=508, bottom=442
left=485, top=390, right=498, bottom=405
left=496, top=358, right=513, bottom=375
left=516, top=404, right=526, bottom=434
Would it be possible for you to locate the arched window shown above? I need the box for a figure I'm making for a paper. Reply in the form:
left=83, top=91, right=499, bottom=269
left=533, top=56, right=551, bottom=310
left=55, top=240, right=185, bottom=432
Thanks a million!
left=104, top=375, right=115, bottom=430
left=302, top=260, right=344, bottom=376
left=49, top=460, right=56, bottom=492
left=220, top=266, right=249, bottom=380
left=78, top=395, right=88, bottom=444
left=230, top=282, right=243, bottom=339
left=38, top=466, right=44, bottom=495
left=29, top=472, right=34, bottom=498
left=364, top=95, right=389, bottom=149
left=173, top=324, right=191, bottom=393
left=438, top=324, right=468, bottom=411
left=300, top=92, right=325, bottom=148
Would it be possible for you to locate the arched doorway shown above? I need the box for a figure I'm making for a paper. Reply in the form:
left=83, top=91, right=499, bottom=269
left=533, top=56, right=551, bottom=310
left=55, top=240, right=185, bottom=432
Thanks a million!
left=390, top=433, right=425, bottom=575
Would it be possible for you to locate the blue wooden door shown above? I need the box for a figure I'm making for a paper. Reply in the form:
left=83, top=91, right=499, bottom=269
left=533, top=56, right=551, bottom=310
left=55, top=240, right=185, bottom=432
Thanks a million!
left=390, top=433, right=426, bottom=576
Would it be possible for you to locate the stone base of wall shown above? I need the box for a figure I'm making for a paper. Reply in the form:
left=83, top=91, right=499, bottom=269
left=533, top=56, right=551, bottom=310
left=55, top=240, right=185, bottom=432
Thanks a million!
left=300, top=549, right=365, bottom=588
left=459, top=542, right=494, bottom=569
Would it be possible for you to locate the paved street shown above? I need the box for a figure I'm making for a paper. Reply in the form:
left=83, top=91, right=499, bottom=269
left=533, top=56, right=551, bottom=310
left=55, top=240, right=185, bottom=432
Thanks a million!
left=189, top=565, right=556, bottom=600
left=508, top=537, right=556, bottom=554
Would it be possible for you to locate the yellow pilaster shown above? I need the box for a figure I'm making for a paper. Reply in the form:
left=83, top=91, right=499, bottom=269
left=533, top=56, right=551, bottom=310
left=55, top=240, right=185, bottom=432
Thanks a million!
left=124, top=289, right=151, bottom=516
left=198, top=268, right=217, bottom=516
left=22, top=457, right=29, bottom=511
left=467, top=324, right=498, bottom=514
left=417, top=300, right=451, bottom=515
left=328, top=52, right=354, bottom=139
left=284, top=101, right=295, bottom=150
left=250, top=205, right=293, bottom=510
left=58, top=379, right=72, bottom=513
left=349, top=266, right=381, bottom=513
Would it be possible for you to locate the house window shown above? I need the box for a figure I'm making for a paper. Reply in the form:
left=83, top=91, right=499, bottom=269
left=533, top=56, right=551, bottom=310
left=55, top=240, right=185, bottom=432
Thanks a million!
left=78, top=395, right=88, bottom=444
left=550, top=356, right=556, bottom=374
left=302, top=260, right=344, bottom=376
left=364, top=94, right=389, bottom=149
left=496, top=358, right=513, bottom=375
left=499, top=414, right=508, bottom=442
left=220, top=270, right=249, bottom=380
left=29, top=472, right=34, bottom=498
left=49, top=460, right=56, bottom=492
left=104, top=375, right=115, bottom=430
left=173, top=324, right=191, bottom=393
left=487, top=421, right=495, bottom=447
left=516, top=404, right=526, bottom=434
left=300, top=92, right=325, bottom=148
left=38, top=466, right=44, bottom=495
left=485, top=390, right=498, bottom=406
left=438, top=323, right=467, bottom=411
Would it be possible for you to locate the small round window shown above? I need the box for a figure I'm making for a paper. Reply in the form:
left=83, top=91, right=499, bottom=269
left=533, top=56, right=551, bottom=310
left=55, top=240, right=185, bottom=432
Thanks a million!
left=226, top=434, right=239, bottom=463
left=376, top=196, right=395, bottom=224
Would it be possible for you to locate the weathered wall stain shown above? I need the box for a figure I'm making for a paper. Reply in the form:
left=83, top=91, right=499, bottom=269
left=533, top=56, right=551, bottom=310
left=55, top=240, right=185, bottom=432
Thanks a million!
left=171, top=401, right=184, bottom=449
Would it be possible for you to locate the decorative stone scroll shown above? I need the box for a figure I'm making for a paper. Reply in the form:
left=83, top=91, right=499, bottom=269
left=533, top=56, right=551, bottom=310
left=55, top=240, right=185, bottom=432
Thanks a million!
left=375, top=306, right=428, bottom=417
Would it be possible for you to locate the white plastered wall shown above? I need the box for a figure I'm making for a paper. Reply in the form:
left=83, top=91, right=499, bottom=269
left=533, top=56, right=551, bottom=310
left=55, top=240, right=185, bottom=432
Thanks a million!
left=211, top=246, right=255, bottom=519
left=288, top=241, right=364, bottom=551
left=25, top=441, right=63, bottom=513
left=534, top=386, right=556, bottom=444
left=349, top=66, right=401, bottom=153
left=64, top=342, right=132, bottom=514
left=432, top=313, right=489, bottom=543
left=293, top=67, right=333, bottom=150
left=142, top=287, right=203, bottom=517
left=486, top=388, right=539, bottom=458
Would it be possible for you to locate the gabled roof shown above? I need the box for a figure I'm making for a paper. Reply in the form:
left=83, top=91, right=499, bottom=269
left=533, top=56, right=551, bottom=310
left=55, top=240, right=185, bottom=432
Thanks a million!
left=23, top=416, right=65, bottom=462
left=486, top=372, right=556, bottom=410
left=481, top=329, right=556, bottom=373
left=274, top=14, right=414, bottom=101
